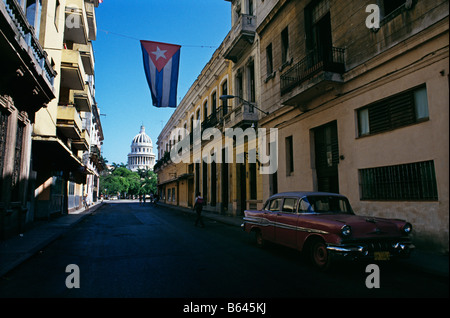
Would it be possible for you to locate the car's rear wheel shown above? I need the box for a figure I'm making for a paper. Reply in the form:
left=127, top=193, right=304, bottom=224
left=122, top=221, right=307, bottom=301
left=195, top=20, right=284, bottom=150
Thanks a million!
left=310, top=240, right=331, bottom=270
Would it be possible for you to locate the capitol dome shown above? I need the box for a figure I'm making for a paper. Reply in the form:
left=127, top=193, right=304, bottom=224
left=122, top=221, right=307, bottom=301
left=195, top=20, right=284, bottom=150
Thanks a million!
left=127, top=125, right=156, bottom=171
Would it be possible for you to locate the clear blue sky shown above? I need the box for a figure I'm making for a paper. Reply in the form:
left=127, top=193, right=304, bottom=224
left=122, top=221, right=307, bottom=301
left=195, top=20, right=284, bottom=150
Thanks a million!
left=94, top=0, right=231, bottom=165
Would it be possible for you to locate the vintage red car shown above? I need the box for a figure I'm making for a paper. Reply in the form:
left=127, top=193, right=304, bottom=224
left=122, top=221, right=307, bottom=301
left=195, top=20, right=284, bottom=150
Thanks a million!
left=242, top=192, right=414, bottom=270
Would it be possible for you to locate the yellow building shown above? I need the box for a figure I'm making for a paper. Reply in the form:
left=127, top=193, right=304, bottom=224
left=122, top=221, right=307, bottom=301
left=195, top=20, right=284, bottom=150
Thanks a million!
left=31, top=0, right=103, bottom=217
left=157, top=0, right=269, bottom=217
left=157, top=39, right=265, bottom=216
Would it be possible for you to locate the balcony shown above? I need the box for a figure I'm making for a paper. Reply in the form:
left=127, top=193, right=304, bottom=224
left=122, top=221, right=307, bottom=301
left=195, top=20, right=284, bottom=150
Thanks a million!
left=223, top=14, right=256, bottom=62
left=56, top=106, right=82, bottom=139
left=90, top=144, right=101, bottom=164
left=60, top=49, right=85, bottom=91
left=280, top=47, right=345, bottom=107
left=69, top=83, right=93, bottom=112
left=73, top=42, right=94, bottom=75
left=224, top=102, right=258, bottom=128
left=85, top=1, right=97, bottom=41
left=201, top=106, right=232, bottom=132
left=64, top=0, right=89, bottom=45
left=72, top=129, right=90, bottom=151
left=0, top=0, right=56, bottom=109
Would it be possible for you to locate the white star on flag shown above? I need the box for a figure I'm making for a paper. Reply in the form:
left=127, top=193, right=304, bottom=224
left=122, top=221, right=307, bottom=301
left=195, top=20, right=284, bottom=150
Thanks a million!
left=151, top=46, right=167, bottom=60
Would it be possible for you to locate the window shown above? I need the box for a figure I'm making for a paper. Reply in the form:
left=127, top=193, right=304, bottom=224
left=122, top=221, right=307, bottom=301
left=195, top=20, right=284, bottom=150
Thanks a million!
left=203, top=100, right=208, bottom=121
left=222, top=80, right=228, bottom=115
left=247, top=61, right=255, bottom=103
left=68, top=182, right=75, bottom=196
left=282, top=198, right=298, bottom=213
left=235, top=70, right=243, bottom=100
left=266, top=43, right=273, bottom=75
left=357, top=86, right=429, bottom=137
left=299, top=199, right=312, bottom=212
left=281, top=27, right=289, bottom=65
left=247, top=0, right=254, bottom=15
left=212, top=92, right=217, bottom=114
left=285, top=136, right=294, bottom=175
left=54, top=0, right=60, bottom=30
left=11, top=123, right=24, bottom=202
left=0, top=110, right=8, bottom=196
left=25, top=0, right=42, bottom=35
left=359, top=160, right=438, bottom=201
left=268, top=198, right=283, bottom=211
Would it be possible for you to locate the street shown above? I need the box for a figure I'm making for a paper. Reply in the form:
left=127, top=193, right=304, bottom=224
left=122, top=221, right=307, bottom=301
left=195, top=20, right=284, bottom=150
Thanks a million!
left=0, top=201, right=448, bottom=299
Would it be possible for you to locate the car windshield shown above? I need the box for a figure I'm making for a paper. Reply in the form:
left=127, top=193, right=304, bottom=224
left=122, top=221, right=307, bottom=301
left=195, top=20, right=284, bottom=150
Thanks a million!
left=301, top=195, right=353, bottom=214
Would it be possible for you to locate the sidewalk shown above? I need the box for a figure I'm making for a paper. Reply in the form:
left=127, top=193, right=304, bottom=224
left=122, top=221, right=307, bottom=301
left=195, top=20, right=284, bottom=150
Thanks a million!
left=1, top=200, right=447, bottom=280
left=0, top=201, right=105, bottom=278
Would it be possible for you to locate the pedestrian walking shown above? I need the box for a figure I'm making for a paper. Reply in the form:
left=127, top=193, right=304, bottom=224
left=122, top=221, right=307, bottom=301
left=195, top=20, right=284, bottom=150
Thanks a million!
left=194, top=192, right=205, bottom=228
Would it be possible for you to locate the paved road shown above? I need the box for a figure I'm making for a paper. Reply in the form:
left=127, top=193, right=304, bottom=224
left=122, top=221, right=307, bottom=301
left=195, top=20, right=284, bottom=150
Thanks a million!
left=0, top=202, right=448, bottom=299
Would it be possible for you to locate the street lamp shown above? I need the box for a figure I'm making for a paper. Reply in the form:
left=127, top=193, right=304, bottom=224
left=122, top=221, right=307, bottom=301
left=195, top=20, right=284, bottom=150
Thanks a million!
left=219, top=95, right=269, bottom=115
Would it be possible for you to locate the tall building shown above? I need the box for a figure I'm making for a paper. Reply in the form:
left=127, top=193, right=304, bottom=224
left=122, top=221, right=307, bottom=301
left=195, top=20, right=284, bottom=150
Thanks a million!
left=1, top=0, right=104, bottom=239
left=156, top=0, right=448, bottom=253
left=1, top=0, right=57, bottom=238
left=32, top=0, right=104, bottom=215
left=156, top=42, right=232, bottom=209
left=127, top=125, right=155, bottom=172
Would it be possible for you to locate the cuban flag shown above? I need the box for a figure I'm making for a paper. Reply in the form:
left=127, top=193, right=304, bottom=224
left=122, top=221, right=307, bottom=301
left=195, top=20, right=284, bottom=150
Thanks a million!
left=140, top=40, right=181, bottom=108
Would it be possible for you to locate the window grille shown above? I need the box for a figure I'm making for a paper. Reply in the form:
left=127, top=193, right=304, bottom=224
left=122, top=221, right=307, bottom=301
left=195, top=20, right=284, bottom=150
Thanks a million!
left=359, top=160, right=438, bottom=201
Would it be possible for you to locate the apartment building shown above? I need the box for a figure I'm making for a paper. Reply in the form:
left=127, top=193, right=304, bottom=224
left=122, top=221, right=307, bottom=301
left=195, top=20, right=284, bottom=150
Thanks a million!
left=156, top=42, right=233, bottom=212
left=1, top=0, right=57, bottom=238
left=156, top=0, right=268, bottom=216
left=257, top=0, right=448, bottom=252
left=0, top=0, right=104, bottom=239
left=32, top=0, right=104, bottom=217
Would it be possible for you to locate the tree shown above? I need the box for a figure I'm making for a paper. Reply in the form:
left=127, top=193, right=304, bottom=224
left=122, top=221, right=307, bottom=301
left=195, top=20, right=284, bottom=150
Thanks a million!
left=99, top=163, right=157, bottom=199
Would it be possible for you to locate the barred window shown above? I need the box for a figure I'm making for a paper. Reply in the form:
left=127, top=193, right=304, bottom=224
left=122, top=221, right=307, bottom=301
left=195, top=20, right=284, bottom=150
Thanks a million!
left=359, top=160, right=438, bottom=201
left=0, top=111, right=8, bottom=195
left=357, top=86, right=429, bottom=137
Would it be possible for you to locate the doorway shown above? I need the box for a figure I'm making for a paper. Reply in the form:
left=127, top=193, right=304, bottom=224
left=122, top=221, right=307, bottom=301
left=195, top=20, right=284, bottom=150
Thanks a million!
left=313, top=121, right=339, bottom=193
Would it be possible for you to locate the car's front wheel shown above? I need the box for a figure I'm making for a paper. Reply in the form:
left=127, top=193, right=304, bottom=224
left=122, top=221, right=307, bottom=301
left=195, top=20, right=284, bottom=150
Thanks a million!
left=310, top=240, right=331, bottom=270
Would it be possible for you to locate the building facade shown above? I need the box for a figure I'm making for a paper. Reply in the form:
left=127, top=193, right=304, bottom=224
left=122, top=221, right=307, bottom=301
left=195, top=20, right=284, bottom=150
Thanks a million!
left=158, top=0, right=448, bottom=252
left=1, top=0, right=57, bottom=238
left=127, top=125, right=156, bottom=172
left=156, top=40, right=235, bottom=212
left=1, top=0, right=104, bottom=239
left=257, top=0, right=448, bottom=252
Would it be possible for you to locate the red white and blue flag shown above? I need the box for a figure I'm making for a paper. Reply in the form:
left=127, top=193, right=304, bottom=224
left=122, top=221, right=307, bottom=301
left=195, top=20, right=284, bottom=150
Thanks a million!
left=140, top=40, right=181, bottom=108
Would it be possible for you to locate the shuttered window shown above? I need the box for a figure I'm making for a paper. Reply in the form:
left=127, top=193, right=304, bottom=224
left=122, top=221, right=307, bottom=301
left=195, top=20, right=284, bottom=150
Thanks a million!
left=358, top=86, right=429, bottom=137
left=359, top=160, right=438, bottom=201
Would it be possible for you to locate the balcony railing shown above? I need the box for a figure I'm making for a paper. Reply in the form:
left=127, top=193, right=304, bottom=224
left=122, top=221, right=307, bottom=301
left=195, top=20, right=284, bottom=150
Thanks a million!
left=201, top=106, right=232, bottom=131
left=2, top=0, right=56, bottom=86
left=280, top=47, right=345, bottom=95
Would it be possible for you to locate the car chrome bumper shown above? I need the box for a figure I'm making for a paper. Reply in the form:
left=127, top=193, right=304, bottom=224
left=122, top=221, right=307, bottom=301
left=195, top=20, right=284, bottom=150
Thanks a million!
left=327, top=241, right=415, bottom=260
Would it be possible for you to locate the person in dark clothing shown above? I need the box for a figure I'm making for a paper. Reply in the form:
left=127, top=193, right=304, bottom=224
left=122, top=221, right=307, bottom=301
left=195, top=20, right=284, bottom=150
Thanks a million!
left=194, top=192, right=205, bottom=227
